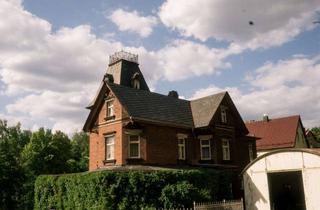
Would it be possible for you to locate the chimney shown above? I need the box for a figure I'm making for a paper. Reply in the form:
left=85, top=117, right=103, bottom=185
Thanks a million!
left=168, top=90, right=179, bottom=98
left=263, top=114, right=269, bottom=122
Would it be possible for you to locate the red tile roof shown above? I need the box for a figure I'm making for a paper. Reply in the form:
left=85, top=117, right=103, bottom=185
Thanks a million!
left=245, top=115, right=300, bottom=151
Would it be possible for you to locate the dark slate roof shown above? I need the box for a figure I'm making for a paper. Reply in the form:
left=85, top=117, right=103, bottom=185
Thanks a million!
left=84, top=81, right=235, bottom=131
left=107, top=82, right=193, bottom=128
left=190, top=92, right=226, bottom=128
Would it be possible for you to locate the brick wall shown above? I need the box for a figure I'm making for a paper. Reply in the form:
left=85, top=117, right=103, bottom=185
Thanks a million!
left=89, top=91, right=127, bottom=170
left=143, top=124, right=192, bottom=165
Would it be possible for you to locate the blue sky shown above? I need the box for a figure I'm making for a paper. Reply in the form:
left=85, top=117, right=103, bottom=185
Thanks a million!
left=0, top=0, right=319, bottom=133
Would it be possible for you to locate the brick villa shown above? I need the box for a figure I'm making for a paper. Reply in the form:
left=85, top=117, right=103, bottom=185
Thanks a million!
left=83, top=51, right=257, bottom=173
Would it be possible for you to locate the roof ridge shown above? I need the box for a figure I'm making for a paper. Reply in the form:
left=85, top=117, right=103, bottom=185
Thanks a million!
left=245, top=114, right=300, bottom=124
left=107, top=82, right=190, bottom=102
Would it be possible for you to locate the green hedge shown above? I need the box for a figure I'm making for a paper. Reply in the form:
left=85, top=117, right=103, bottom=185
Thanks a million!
left=34, top=168, right=233, bottom=210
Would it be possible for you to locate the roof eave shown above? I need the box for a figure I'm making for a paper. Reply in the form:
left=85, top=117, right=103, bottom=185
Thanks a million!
left=132, top=117, right=193, bottom=129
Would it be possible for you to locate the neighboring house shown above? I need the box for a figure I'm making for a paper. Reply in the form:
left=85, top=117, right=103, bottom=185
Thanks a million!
left=245, top=115, right=309, bottom=156
left=83, top=51, right=257, bottom=175
left=306, top=129, right=320, bottom=148
left=242, top=148, right=320, bottom=210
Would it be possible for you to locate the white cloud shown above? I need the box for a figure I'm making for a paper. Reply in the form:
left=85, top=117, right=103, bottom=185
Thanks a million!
left=246, top=55, right=320, bottom=88
left=127, top=40, right=231, bottom=82
left=190, top=55, right=320, bottom=128
left=109, top=9, right=158, bottom=37
left=0, top=0, right=234, bottom=133
left=156, top=40, right=230, bottom=81
left=2, top=0, right=318, bottom=134
left=159, top=0, right=319, bottom=49
left=6, top=91, right=87, bottom=134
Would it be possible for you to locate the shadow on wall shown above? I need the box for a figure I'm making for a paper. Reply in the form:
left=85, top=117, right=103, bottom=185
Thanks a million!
left=244, top=173, right=268, bottom=210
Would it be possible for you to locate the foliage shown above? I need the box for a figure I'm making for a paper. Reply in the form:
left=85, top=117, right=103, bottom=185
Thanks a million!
left=21, top=128, right=72, bottom=175
left=34, top=169, right=234, bottom=210
left=0, top=119, right=89, bottom=209
left=69, top=132, right=89, bottom=172
left=311, top=127, right=320, bottom=142
left=0, top=120, right=31, bottom=210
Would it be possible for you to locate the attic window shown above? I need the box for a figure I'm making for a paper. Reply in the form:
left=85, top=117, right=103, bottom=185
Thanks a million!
left=221, top=106, right=227, bottom=123
left=105, top=99, right=115, bottom=120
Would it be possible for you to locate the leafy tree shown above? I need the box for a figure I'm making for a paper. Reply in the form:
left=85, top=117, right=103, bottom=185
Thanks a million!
left=69, top=132, right=89, bottom=172
left=0, top=119, right=89, bottom=209
left=22, top=128, right=73, bottom=175
left=21, top=128, right=73, bottom=208
left=311, top=127, right=320, bottom=141
left=0, top=120, right=31, bottom=209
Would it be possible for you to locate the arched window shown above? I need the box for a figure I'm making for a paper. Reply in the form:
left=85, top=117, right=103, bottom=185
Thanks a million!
left=131, top=72, right=141, bottom=89
left=133, top=78, right=140, bottom=89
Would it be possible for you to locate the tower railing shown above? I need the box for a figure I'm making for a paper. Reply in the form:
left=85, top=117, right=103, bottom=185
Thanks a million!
left=109, top=50, right=138, bottom=64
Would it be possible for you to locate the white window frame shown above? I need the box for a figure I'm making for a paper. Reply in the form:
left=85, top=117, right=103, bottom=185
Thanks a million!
left=199, top=136, right=212, bottom=160
left=222, top=138, right=230, bottom=160
left=128, top=135, right=140, bottom=158
left=248, top=143, right=254, bottom=161
left=178, top=138, right=186, bottom=160
left=221, top=106, right=227, bottom=123
left=106, top=99, right=114, bottom=118
left=105, top=135, right=115, bottom=160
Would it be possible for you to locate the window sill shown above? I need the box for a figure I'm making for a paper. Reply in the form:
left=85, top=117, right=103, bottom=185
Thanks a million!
left=103, top=159, right=116, bottom=164
left=177, top=159, right=187, bottom=165
left=104, top=116, right=115, bottom=121
left=198, top=159, right=214, bottom=164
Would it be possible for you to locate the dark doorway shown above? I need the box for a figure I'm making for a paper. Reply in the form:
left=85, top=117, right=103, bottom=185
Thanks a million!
left=268, top=171, right=306, bottom=210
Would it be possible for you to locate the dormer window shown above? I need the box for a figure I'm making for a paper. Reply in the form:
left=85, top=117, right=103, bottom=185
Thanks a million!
left=133, top=79, right=140, bottom=89
left=131, top=72, right=141, bottom=89
left=221, top=106, right=227, bottom=123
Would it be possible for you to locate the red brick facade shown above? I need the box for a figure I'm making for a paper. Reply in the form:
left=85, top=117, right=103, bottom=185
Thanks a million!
left=88, top=89, right=256, bottom=171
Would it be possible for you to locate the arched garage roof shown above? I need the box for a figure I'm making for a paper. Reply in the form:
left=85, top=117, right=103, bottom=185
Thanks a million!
left=241, top=148, right=320, bottom=175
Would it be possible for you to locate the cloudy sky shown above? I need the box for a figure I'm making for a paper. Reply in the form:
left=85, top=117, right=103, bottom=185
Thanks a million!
left=0, top=0, right=319, bottom=133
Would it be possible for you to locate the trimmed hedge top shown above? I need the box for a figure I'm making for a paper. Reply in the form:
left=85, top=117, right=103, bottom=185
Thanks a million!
left=34, top=168, right=233, bottom=210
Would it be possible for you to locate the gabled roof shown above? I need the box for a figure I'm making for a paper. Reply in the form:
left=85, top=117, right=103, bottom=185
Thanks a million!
left=245, top=115, right=301, bottom=151
left=107, top=82, right=193, bottom=128
left=190, top=92, right=226, bottom=128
